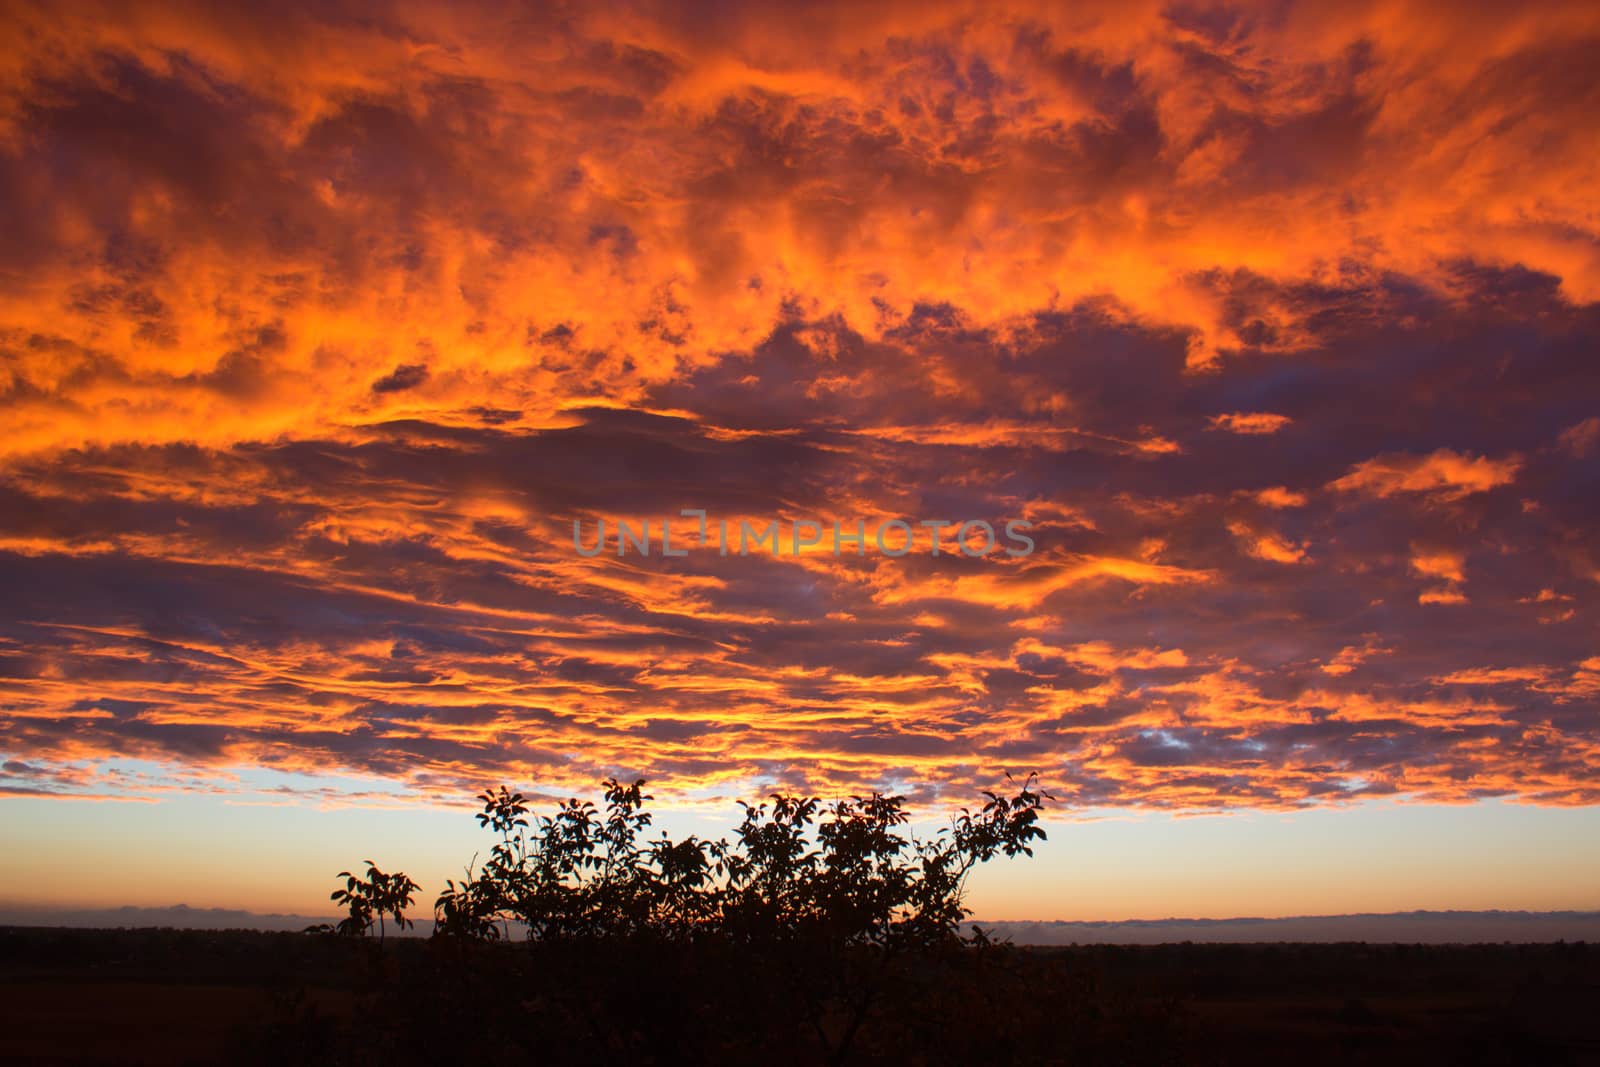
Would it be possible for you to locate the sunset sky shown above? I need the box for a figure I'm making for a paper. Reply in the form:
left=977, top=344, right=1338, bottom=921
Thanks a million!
left=2, top=0, right=1598, bottom=923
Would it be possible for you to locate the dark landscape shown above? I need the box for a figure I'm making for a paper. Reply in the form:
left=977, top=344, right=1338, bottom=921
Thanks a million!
left=3, top=927, right=1597, bottom=1065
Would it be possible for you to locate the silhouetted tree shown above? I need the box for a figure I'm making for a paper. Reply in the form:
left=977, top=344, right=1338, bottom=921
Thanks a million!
left=428, top=774, right=1050, bottom=953
left=324, top=776, right=1055, bottom=1065
left=328, top=860, right=419, bottom=941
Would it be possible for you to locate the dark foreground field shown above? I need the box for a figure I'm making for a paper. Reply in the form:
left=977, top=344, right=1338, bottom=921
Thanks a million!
left=1, top=927, right=1596, bottom=1065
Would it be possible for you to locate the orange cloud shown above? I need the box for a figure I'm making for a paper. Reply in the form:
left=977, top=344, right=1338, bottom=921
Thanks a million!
left=1209, top=412, right=1292, bottom=435
left=1410, top=547, right=1466, bottom=584
left=1329, top=450, right=1521, bottom=501
left=1255, top=487, right=1308, bottom=509
left=0, top=1, right=1595, bottom=458
left=1229, top=521, right=1309, bottom=564
left=1, top=0, right=1598, bottom=821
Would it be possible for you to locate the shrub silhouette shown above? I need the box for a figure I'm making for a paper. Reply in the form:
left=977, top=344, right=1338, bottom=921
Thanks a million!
left=426, top=774, right=1050, bottom=949
left=327, top=860, right=419, bottom=941
left=319, top=775, right=1061, bottom=1065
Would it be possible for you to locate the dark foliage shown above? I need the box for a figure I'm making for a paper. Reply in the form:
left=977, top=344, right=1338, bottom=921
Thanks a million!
left=314, top=861, right=420, bottom=940
left=296, top=776, right=1062, bottom=1064
left=424, top=775, right=1049, bottom=953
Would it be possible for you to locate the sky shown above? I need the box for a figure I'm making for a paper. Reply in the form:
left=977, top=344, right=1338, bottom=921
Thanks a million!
left=0, top=0, right=1597, bottom=923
